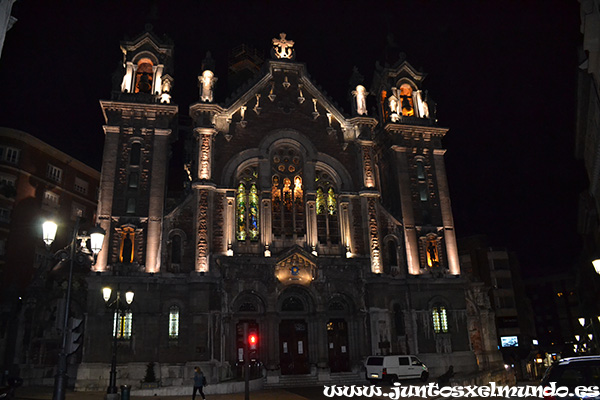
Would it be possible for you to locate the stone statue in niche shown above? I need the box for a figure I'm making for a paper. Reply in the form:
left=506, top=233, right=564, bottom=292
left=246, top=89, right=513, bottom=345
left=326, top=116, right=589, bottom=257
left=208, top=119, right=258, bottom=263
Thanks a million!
left=352, top=85, right=368, bottom=116
left=414, top=90, right=430, bottom=119
left=199, top=70, right=217, bottom=102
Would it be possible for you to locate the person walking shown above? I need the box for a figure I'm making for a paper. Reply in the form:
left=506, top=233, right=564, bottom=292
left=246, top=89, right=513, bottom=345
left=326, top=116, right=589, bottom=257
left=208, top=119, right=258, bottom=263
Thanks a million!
left=192, top=366, right=206, bottom=400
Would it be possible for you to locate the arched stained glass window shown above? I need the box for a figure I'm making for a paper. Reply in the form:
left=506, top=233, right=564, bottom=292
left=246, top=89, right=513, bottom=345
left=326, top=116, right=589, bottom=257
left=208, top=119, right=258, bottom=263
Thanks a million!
left=315, top=170, right=340, bottom=245
left=248, top=184, right=259, bottom=240
left=236, top=183, right=247, bottom=241
left=316, top=188, right=326, bottom=215
left=236, top=167, right=259, bottom=242
left=271, top=147, right=304, bottom=237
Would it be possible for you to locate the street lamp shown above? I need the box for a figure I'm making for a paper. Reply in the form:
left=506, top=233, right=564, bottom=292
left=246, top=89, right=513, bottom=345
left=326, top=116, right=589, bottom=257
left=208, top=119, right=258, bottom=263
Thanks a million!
left=103, top=286, right=134, bottom=398
left=45, top=218, right=105, bottom=400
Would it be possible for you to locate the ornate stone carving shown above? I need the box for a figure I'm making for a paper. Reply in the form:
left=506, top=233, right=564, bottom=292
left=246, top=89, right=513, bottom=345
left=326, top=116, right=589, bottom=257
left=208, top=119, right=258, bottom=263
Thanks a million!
left=282, top=76, right=291, bottom=89
left=362, top=145, right=375, bottom=188
left=253, top=93, right=262, bottom=115
left=198, top=134, right=211, bottom=180
left=367, top=198, right=381, bottom=273
left=213, top=193, right=224, bottom=253
left=312, top=98, right=320, bottom=119
left=275, top=253, right=316, bottom=286
left=197, top=190, right=209, bottom=272
left=272, top=33, right=295, bottom=59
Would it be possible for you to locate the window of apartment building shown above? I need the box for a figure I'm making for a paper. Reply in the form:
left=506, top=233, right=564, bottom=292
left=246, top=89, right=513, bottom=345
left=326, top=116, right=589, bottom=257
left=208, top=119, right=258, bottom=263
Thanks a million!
left=0, top=174, right=15, bottom=198
left=0, top=146, right=20, bottom=164
left=47, top=164, right=63, bottom=183
left=74, top=177, right=88, bottom=195
left=44, top=191, right=60, bottom=208
left=0, top=207, right=11, bottom=223
left=71, top=203, right=85, bottom=220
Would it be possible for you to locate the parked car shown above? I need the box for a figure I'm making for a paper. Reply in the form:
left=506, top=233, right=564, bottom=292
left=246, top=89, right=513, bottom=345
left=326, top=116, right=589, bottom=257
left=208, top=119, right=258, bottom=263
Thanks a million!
left=365, top=355, right=429, bottom=383
left=541, top=355, right=600, bottom=400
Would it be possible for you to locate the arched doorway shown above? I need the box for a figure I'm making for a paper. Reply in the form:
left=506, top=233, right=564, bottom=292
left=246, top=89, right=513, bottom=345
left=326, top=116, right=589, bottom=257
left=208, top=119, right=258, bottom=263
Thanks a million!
left=279, top=295, right=310, bottom=375
left=327, top=297, right=352, bottom=372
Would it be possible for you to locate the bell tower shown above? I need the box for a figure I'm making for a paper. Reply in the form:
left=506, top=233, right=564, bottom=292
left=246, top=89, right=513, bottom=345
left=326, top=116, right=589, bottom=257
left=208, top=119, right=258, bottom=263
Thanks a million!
left=94, top=28, right=178, bottom=273
left=373, top=59, right=460, bottom=276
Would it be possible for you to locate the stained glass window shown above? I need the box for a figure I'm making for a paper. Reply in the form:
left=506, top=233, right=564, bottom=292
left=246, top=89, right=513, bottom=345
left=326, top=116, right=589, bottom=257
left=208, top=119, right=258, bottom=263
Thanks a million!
left=248, top=184, right=259, bottom=240
left=271, top=147, right=304, bottom=236
left=315, top=171, right=339, bottom=245
left=327, top=187, right=337, bottom=215
left=169, top=306, right=179, bottom=339
left=114, top=311, right=133, bottom=339
left=236, top=183, right=246, bottom=241
left=236, top=167, right=260, bottom=242
left=316, top=188, right=325, bottom=215
left=432, top=306, right=448, bottom=333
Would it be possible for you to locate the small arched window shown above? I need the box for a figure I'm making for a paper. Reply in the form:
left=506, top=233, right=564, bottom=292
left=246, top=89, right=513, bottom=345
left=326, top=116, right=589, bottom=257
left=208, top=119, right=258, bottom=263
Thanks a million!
left=432, top=305, right=448, bottom=333
left=168, top=306, right=179, bottom=339
left=236, top=166, right=259, bottom=242
left=128, top=172, right=138, bottom=188
left=130, top=143, right=141, bottom=165
left=171, top=235, right=182, bottom=264
left=135, top=58, right=154, bottom=94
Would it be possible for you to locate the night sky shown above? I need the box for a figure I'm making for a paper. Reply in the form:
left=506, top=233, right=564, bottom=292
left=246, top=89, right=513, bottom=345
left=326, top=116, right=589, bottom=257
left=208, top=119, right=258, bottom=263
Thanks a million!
left=0, top=1, right=586, bottom=278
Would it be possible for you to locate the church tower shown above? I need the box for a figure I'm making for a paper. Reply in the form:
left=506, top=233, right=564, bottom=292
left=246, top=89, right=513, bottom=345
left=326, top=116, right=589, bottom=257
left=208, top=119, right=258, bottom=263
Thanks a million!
left=94, top=28, right=178, bottom=274
left=372, top=60, right=460, bottom=276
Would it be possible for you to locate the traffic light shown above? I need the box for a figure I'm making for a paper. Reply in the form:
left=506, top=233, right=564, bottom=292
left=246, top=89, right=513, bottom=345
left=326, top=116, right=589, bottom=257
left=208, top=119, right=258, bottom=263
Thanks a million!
left=248, top=333, right=258, bottom=350
left=66, top=317, right=83, bottom=355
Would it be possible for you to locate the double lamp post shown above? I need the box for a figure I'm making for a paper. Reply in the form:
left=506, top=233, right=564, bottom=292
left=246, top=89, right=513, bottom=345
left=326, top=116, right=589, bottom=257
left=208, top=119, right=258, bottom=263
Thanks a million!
left=42, top=219, right=105, bottom=400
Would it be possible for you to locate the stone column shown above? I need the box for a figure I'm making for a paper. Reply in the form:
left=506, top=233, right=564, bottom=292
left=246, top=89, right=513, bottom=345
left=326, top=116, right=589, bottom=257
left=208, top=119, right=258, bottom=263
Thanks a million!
left=433, top=149, right=460, bottom=275
left=392, top=146, right=421, bottom=275
left=94, top=125, right=120, bottom=272
left=145, top=129, right=171, bottom=273
left=195, top=128, right=216, bottom=180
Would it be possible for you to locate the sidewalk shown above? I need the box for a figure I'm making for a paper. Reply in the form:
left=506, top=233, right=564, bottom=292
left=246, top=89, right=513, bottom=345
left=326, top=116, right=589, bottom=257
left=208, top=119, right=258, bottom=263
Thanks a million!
left=15, top=386, right=311, bottom=400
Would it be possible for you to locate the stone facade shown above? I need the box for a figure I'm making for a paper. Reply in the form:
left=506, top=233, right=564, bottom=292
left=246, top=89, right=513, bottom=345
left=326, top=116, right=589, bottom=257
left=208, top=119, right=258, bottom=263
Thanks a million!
left=75, top=30, right=502, bottom=390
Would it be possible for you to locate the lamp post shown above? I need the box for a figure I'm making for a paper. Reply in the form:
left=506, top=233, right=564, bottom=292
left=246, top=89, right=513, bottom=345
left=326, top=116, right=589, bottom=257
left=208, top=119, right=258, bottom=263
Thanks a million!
left=44, top=219, right=105, bottom=400
left=102, top=286, right=134, bottom=398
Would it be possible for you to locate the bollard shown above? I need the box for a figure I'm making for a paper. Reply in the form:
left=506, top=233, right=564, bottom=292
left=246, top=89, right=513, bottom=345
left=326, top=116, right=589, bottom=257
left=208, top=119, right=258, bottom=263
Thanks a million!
left=120, top=385, right=131, bottom=400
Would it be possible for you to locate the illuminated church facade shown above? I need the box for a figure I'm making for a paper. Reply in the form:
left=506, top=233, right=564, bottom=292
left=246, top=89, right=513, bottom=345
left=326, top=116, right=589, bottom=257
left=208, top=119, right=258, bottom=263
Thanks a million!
left=74, top=30, right=502, bottom=389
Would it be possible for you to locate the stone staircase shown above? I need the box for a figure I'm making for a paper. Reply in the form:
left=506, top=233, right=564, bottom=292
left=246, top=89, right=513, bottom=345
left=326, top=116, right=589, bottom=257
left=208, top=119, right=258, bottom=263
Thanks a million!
left=264, top=371, right=367, bottom=388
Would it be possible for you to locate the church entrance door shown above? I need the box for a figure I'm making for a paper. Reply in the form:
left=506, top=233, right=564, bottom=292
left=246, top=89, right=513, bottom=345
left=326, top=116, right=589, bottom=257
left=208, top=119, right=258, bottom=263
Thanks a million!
left=327, top=319, right=350, bottom=372
left=279, top=320, right=309, bottom=375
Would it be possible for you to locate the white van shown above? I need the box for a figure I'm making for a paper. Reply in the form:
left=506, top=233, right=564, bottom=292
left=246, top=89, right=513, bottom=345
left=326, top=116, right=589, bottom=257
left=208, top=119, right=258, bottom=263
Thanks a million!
left=365, top=355, right=429, bottom=383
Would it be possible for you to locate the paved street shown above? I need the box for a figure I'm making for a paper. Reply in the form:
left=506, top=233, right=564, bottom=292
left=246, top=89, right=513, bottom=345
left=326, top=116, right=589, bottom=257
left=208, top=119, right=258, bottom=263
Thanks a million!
left=12, top=381, right=544, bottom=400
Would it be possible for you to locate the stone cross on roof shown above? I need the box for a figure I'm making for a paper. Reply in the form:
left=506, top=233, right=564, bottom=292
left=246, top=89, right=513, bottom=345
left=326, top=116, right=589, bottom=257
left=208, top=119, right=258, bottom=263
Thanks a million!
left=272, top=33, right=295, bottom=59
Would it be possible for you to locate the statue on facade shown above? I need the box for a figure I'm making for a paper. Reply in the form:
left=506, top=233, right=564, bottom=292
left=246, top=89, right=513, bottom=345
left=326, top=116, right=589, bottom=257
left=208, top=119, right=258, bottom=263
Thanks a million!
left=352, top=85, right=368, bottom=116
left=199, top=70, right=217, bottom=102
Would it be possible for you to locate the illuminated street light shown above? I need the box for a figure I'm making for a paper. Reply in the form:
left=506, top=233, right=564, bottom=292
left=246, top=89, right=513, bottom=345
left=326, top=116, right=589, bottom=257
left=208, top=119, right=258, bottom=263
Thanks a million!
left=46, top=219, right=105, bottom=400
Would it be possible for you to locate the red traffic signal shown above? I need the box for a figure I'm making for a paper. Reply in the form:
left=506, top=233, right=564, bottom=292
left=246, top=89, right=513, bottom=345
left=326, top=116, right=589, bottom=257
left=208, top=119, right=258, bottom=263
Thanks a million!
left=248, top=333, right=258, bottom=349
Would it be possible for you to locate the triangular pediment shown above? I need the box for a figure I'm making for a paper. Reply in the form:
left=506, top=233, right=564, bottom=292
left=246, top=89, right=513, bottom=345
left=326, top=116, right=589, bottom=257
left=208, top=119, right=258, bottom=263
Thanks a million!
left=208, top=59, right=355, bottom=141
left=274, top=246, right=317, bottom=286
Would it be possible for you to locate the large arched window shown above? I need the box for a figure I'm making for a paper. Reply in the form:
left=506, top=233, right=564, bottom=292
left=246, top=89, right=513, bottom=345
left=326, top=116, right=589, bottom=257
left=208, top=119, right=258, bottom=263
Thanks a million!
left=236, top=166, right=259, bottom=241
left=271, top=147, right=304, bottom=237
left=315, top=170, right=339, bottom=245
left=135, top=58, right=154, bottom=94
